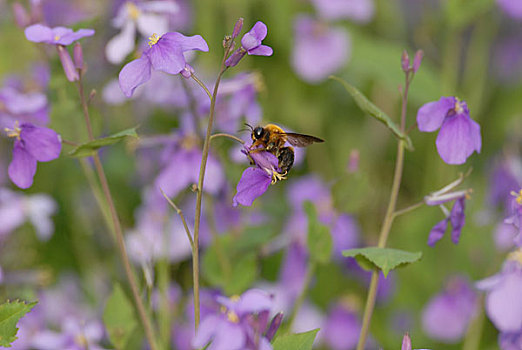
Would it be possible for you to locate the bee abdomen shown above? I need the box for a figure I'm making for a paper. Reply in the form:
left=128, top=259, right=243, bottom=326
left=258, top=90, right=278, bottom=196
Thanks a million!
left=278, top=147, right=295, bottom=174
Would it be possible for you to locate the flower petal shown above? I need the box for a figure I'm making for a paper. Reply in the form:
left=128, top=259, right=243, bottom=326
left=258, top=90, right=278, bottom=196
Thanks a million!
left=56, top=28, right=95, bottom=45
left=162, top=32, right=209, bottom=52
left=25, top=24, right=53, bottom=43
left=248, top=44, right=273, bottom=56
left=146, top=37, right=185, bottom=74
left=241, top=22, right=268, bottom=50
left=417, top=97, right=454, bottom=132
left=209, top=322, right=245, bottom=350
left=436, top=113, right=481, bottom=164
left=233, top=167, right=272, bottom=207
left=427, top=218, right=448, bottom=246
left=485, top=272, right=522, bottom=332
left=20, top=124, right=61, bottom=162
left=192, top=314, right=220, bottom=348
left=105, top=20, right=136, bottom=64
left=136, top=13, right=169, bottom=38
left=119, top=56, right=152, bottom=97
left=8, top=141, right=37, bottom=189
left=235, top=289, right=272, bottom=314
left=450, top=197, right=466, bottom=244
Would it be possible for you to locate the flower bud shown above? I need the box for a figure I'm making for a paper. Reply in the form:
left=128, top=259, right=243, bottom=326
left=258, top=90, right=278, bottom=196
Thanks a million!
left=56, top=45, right=79, bottom=82
left=73, top=42, right=84, bottom=70
left=265, top=312, right=283, bottom=341
left=181, top=63, right=194, bottom=79
left=401, top=50, right=410, bottom=73
left=232, top=17, right=244, bottom=39
left=401, top=333, right=412, bottom=350
left=12, top=3, right=30, bottom=28
left=413, top=50, right=424, bottom=73
left=347, top=149, right=359, bottom=173
left=225, top=48, right=246, bottom=67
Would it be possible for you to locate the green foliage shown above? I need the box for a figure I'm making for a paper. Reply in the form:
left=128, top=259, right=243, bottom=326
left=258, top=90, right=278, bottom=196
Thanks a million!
left=68, top=127, right=139, bottom=157
left=444, top=0, right=495, bottom=29
left=304, top=202, right=333, bottom=264
left=272, top=329, right=319, bottom=350
left=342, top=247, right=422, bottom=277
left=0, top=300, right=37, bottom=347
left=330, top=76, right=414, bottom=150
left=202, top=228, right=275, bottom=295
left=103, top=284, right=138, bottom=350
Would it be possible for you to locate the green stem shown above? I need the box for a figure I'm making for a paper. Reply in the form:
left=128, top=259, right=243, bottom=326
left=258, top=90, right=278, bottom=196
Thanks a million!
left=462, top=296, right=485, bottom=350
left=210, top=133, right=245, bottom=144
left=204, top=195, right=232, bottom=281
left=191, top=52, right=230, bottom=330
left=356, top=74, right=410, bottom=350
left=160, top=189, right=194, bottom=249
left=392, top=200, right=424, bottom=219
left=76, top=77, right=159, bottom=350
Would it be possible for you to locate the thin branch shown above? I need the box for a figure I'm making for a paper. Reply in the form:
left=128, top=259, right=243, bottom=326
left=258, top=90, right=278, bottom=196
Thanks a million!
left=210, top=133, right=245, bottom=144
left=160, top=188, right=194, bottom=249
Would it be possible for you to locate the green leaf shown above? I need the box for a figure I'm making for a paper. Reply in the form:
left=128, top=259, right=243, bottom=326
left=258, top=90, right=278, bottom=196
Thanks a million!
left=0, top=300, right=37, bottom=347
left=68, top=127, right=138, bottom=157
left=330, top=76, right=413, bottom=150
left=304, top=202, right=332, bottom=264
left=103, top=284, right=138, bottom=350
left=202, top=234, right=259, bottom=295
left=272, top=329, right=319, bottom=350
left=342, top=247, right=422, bottom=277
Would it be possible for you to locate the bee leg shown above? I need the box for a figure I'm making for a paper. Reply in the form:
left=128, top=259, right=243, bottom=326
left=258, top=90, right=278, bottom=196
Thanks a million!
left=271, top=171, right=287, bottom=184
left=277, top=146, right=295, bottom=175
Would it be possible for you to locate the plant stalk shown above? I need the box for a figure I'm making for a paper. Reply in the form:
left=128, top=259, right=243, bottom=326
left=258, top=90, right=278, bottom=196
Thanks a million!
left=76, top=76, right=158, bottom=350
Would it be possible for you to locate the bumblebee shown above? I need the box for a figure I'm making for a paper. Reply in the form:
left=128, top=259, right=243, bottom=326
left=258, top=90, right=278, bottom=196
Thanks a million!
left=246, top=123, right=324, bottom=181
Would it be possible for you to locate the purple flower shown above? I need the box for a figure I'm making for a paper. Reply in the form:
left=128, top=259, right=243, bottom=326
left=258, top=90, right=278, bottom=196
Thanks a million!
left=417, top=96, right=481, bottom=164
left=311, top=0, right=375, bottom=22
left=489, top=156, right=522, bottom=209
left=477, top=250, right=522, bottom=343
left=192, top=289, right=277, bottom=350
left=106, top=1, right=180, bottom=64
left=291, top=16, right=350, bottom=83
left=427, top=197, right=466, bottom=246
left=233, top=146, right=280, bottom=207
left=322, top=303, right=361, bottom=350
left=4, top=122, right=61, bottom=189
left=225, top=21, right=273, bottom=67
left=25, top=24, right=94, bottom=46
left=119, top=32, right=208, bottom=97
left=497, top=0, right=522, bottom=19
left=421, top=276, right=478, bottom=343
left=0, top=86, right=49, bottom=127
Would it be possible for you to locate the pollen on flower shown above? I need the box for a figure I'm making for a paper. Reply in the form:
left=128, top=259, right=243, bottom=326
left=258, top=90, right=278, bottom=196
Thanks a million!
left=54, top=35, right=60, bottom=41
left=4, top=122, right=21, bottom=140
left=510, top=189, right=522, bottom=205
left=126, top=2, right=141, bottom=20
left=227, top=310, right=239, bottom=323
left=75, top=334, right=88, bottom=347
left=148, top=33, right=161, bottom=47
left=230, top=295, right=241, bottom=302
left=508, top=248, right=522, bottom=264
left=454, top=98, right=464, bottom=114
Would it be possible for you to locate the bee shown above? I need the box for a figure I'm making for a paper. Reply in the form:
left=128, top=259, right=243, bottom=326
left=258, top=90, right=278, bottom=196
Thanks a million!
left=245, top=123, right=324, bottom=181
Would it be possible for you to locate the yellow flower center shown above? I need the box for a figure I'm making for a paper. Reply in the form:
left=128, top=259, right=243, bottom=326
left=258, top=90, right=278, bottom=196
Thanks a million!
left=4, top=121, right=21, bottom=140
left=508, top=249, right=522, bottom=264
left=230, top=295, right=240, bottom=302
left=226, top=310, right=239, bottom=323
left=54, top=35, right=60, bottom=41
left=148, top=33, right=161, bottom=47
left=511, top=189, right=522, bottom=205
left=127, top=2, right=141, bottom=20
left=454, top=98, right=464, bottom=114
left=75, top=334, right=88, bottom=347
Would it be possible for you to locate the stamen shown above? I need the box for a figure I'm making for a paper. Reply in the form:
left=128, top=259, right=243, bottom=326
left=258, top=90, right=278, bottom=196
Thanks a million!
left=508, top=249, right=522, bottom=264
left=230, top=295, right=240, bottom=302
left=54, top=35, right=60, bottom=42
left=4, top=121, right=21, bottom=140
left=510, top=189, right=522, bottom=205
left=226, top=310, right=239, bottom=323
left=148, top=33, right=160, bottom=47
left=127, top=2, right=141, bottom=20
left=454, top=98, right=464, bottom=114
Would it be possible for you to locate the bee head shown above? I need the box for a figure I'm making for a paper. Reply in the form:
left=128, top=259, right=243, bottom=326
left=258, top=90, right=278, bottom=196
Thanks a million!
left=252, top=126, right=265, bottom=140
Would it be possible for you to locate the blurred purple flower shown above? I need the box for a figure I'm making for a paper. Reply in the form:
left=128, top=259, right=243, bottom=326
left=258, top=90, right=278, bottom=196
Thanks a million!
left=499, top=331, right=522, bottom=350
left=106, top=1, right=179, bottom=64
left=505, top=192, right=522, bottom=247
left=192, top=289, right=277, bottom=350
left=0, top=87, right=49, bottom=127
left=311, top=0, right=375, bottom=22
left=233, top=146, right=280, bottom=207
left=489, top=156, right=522, bottom=209
left=24, top=24, right=94, bottom=46
left=427, top=197, right=466, bottom=246
left=495, top=221, right=519, bottom=251
left=4, top=122, right=61, bottom=189
left=421, top=276, right=478, bottom=343
left=119, top=32, right=208, bottom=97
left=279, top=242, right=308, bottom=301
left=497, top=0, right=522, bottom=19
left=323, top=303, right=361, bottom=350
left=477, top=250, right=522, bottom=345
left=291, top=16, right=350, bottom=83
left=30, top=318, right=105, bottom=350
left=226, top=21, right=273, bottom=67
left=417, top=96, right=481, bottom=164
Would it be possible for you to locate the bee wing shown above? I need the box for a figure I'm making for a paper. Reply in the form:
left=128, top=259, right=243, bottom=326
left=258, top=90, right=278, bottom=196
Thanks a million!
left=282, top=133, right=325, bottom=147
